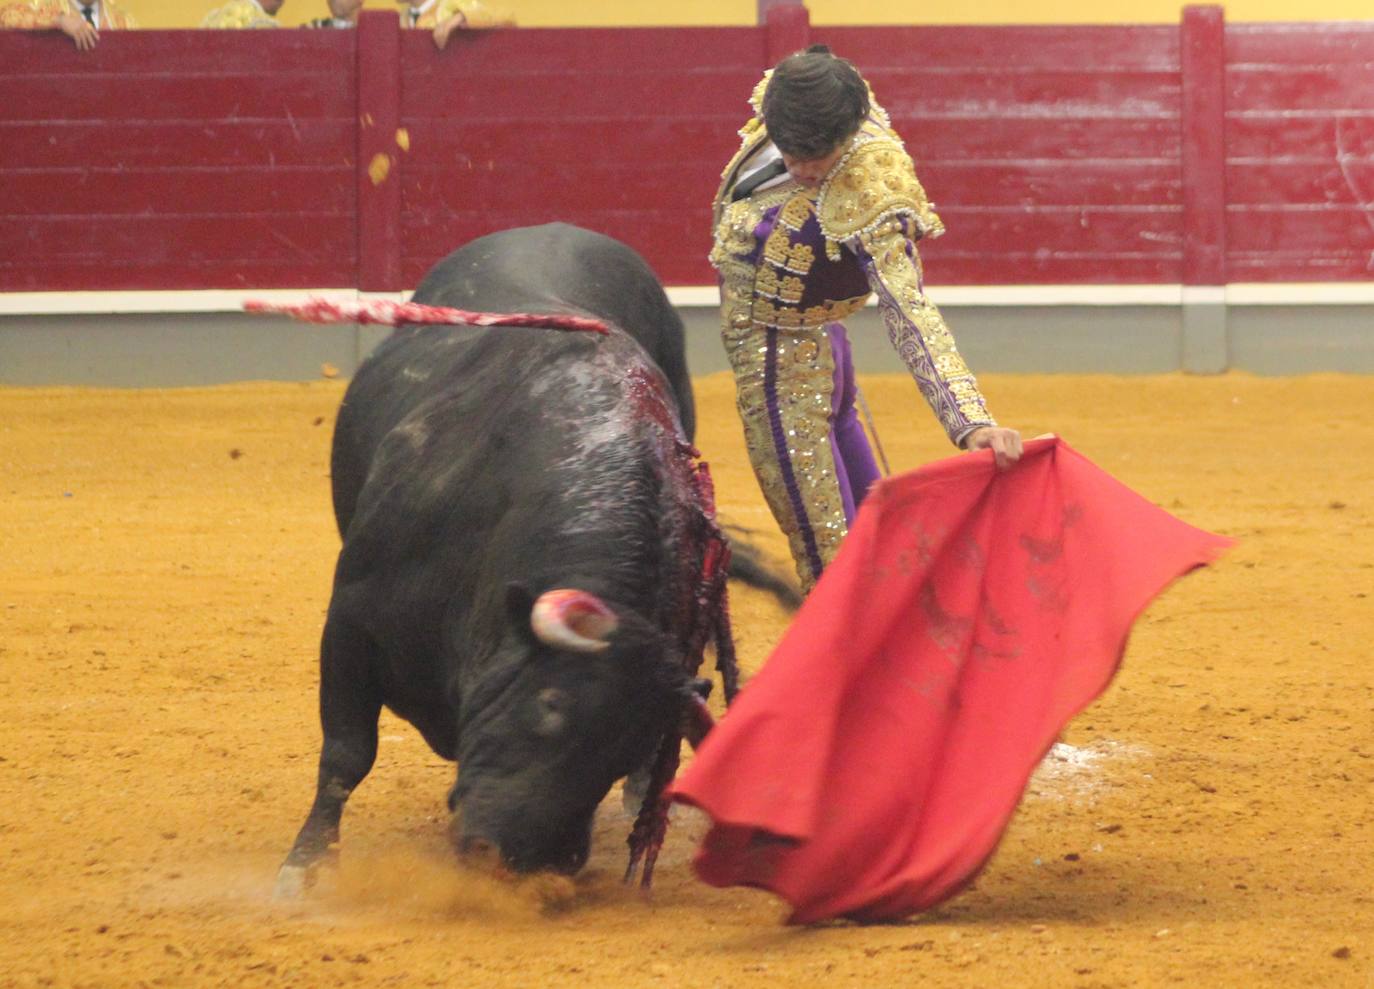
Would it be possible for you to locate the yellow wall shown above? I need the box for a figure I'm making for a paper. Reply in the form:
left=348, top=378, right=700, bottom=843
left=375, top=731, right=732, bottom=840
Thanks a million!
left=125, top=0, right=1374, bottom=29
left=807, top=0, right=1373, bottom=23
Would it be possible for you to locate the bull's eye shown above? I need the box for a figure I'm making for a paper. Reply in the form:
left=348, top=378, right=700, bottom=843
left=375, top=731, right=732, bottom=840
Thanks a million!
left=534, top=687, right=571, bottom=736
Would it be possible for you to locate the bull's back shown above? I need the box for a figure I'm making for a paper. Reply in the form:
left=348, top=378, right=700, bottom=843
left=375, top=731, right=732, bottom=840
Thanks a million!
left=330, top=318, right=597, bottom=538
left=413, top=223, right=664, bottom=329
left=411, top=224, right=694, bottom=439
left=331, top=317, right=678, bottom=549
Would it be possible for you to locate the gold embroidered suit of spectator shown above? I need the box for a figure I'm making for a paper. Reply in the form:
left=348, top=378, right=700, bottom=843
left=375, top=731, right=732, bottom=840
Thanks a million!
left=201, top=0, right=282, bottom=28
left=398, top=0, right=512, bottom=31
left=0, top=0, right=134, bottom=31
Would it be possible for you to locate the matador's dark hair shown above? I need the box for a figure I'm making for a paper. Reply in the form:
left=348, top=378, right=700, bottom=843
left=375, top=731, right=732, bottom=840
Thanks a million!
left=762, top=44, right=870, bottom=160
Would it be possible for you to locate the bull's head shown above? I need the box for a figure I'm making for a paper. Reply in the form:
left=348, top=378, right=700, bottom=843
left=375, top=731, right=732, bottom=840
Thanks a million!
left=448, top=584, right=687, bottom=875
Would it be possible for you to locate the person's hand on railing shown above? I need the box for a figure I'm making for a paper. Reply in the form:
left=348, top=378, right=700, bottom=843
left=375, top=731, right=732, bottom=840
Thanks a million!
left=56, top=10, right=99, bottom=49
left=431, top=10, right=463, bottom=49
left=431, top=0, right=515, bottom=48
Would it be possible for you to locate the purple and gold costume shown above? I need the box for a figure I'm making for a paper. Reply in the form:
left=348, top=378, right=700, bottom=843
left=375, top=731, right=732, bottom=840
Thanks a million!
left=711, top=74, right=997, bottom=591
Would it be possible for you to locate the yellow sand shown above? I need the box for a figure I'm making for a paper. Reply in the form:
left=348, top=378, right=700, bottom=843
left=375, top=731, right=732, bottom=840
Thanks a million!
left=0, top=371, right=1370, bottom=987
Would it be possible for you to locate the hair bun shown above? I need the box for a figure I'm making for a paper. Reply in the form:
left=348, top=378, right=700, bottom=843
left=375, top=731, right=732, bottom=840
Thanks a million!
left=805, top=43, right=832, bottom=55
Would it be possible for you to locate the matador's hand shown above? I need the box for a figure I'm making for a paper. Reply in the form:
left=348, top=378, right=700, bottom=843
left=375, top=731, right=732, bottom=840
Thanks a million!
left=964, top=426, right=1023, bottom=470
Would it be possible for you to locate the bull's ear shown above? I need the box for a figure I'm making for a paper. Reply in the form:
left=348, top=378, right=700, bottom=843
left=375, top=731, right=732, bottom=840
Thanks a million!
left=505, top=582, right=536, bottom=625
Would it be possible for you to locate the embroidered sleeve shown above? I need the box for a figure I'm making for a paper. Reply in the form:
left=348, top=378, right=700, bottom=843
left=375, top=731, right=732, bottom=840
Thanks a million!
left=0, top=0, right=63, bottom=27
left=852, top=217, right=996, bottom=447
left=0, top=3, right=38, bottom=28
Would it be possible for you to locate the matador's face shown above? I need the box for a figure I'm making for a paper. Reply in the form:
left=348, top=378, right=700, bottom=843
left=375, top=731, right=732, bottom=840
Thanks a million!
left=779, top=140, right=850, bottom=189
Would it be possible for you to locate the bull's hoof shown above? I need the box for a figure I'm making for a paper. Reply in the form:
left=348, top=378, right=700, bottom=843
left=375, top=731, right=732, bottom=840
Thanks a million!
left=272, top=864, right=313, bottom=901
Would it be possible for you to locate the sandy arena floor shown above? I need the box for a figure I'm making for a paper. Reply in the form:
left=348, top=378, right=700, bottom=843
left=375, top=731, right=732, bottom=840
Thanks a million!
left=1, top=370, right=1371, bottom=988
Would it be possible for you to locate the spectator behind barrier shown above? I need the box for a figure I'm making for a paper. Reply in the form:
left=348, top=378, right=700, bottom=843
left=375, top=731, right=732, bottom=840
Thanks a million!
left=201, top=0, right=283, bottom=27
left=0, top=0, right=134, bottom=50
left=397, top=0, right=513, bottom=50
left=303, top=0, right=360, bottom=28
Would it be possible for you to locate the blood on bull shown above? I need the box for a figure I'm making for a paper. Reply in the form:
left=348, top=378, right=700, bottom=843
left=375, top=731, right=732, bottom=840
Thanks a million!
left=272, top=223, right=738, bottom=896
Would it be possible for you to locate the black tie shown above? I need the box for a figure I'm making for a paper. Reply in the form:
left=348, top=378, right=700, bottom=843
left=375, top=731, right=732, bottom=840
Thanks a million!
left=730, top=158, right=788, bottom=202
left=408, top=8, right=420, bottom=25
left=80, top=3, right=96, bottom=25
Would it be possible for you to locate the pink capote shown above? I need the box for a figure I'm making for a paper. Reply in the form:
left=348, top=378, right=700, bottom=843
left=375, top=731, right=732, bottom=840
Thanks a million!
left=670, top=437, right=1232, bottom=924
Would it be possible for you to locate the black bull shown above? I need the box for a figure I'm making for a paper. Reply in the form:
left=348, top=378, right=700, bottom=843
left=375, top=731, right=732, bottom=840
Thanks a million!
left=276, top=224, right=738, bottom=896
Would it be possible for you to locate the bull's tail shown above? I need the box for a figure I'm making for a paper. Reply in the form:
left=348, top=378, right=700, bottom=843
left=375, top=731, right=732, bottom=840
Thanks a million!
left=712, top=592, right=740, bottom=704
left=722, top=524, right=802, bottom=611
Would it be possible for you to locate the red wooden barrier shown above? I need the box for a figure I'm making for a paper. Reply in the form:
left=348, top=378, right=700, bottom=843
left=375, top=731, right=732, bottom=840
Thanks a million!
left=1181, top=5, right=1227, bottom=286
left=1, top=8, right=1372, bottom=293
left=1225, top=21, right=1374, bottom=282
left=356, top=10, right=401, bottom=291
left=764, top=2, right=809, bottom=66
left=824, top=23, right=1183, bottom=285
left=0, top=30, right=357, bottom=291
left=392, top=24, right=760, bottom=287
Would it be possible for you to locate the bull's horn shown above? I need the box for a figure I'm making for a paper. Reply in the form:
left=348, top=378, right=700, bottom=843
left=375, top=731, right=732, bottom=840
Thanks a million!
left=530, top=589, right=618, bottom=653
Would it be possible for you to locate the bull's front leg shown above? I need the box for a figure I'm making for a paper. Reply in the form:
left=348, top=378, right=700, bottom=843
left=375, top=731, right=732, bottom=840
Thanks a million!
left=274, top=616, right=382, bottom=899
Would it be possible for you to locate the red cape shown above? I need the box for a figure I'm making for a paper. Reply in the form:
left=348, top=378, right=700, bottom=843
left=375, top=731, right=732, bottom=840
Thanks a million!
left=671, top=438, right=1232, bottom=924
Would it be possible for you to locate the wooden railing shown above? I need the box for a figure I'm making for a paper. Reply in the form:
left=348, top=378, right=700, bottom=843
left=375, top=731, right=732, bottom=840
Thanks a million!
left=2, top=5, right=1372, bottom=292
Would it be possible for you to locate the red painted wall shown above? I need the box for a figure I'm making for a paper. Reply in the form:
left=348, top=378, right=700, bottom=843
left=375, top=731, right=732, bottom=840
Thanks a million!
left=0, top=31, right=358, bottom=291
left=1225, top=23, right=1374, bottom=283
left=825, top=24, right=1185, bottom=285
left=1, top=10, right=1371, bottom=292
left=393, top=26, right=763, bottom=288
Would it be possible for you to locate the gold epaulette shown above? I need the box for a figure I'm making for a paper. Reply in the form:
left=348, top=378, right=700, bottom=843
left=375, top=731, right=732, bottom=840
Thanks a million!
left=747, top=71, right=771, bottom=116
left=817, top=138, right=945, bottom=244
left=735, top=71, right=772, bottom=141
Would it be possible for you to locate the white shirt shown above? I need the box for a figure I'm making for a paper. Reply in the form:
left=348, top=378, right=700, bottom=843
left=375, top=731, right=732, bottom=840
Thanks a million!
left=729, top=143, right=790, bottom=201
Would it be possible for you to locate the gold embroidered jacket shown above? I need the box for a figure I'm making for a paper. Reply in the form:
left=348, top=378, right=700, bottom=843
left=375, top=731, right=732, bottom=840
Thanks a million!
left=711, top=74, right=996, bottom=447
left=200, top=0, right=278, bottom=27
left=403, top=0, right=513, bottom=29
